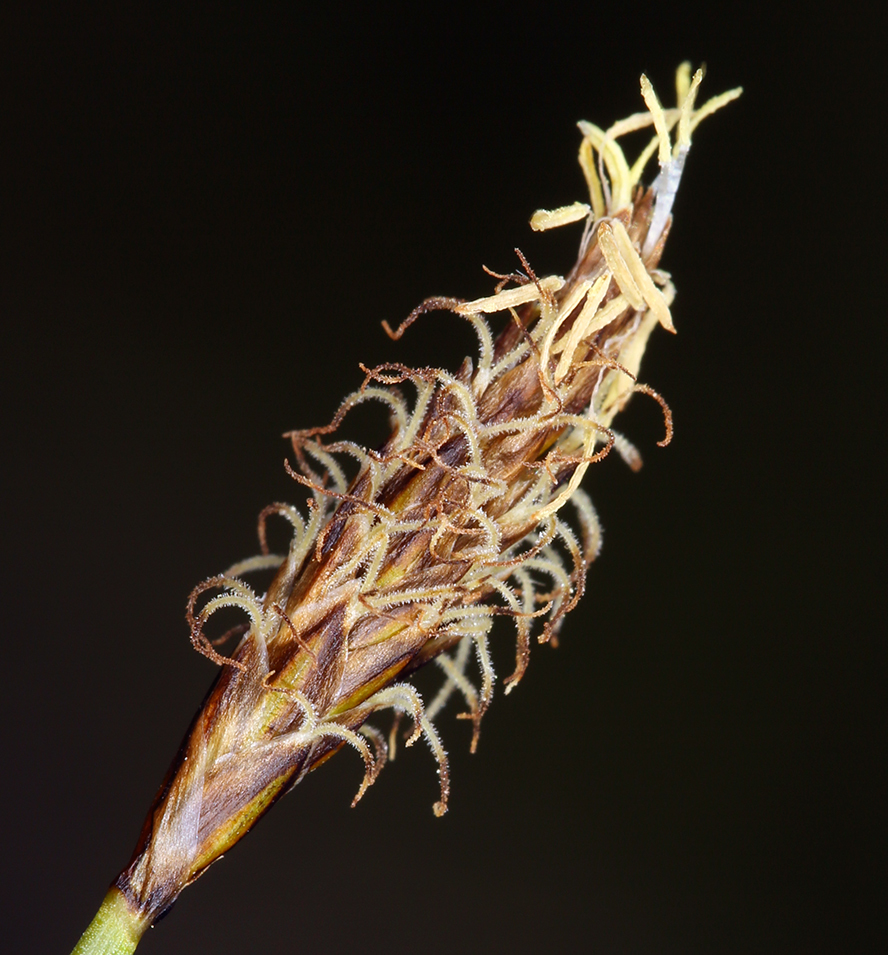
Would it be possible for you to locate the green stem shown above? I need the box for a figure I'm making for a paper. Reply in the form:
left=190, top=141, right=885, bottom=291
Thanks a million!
left=71, top=888, right=150, bottom=955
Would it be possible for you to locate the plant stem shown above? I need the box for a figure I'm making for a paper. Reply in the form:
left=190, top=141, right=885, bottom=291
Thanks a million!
left=71, top=888, right=149, bottom=955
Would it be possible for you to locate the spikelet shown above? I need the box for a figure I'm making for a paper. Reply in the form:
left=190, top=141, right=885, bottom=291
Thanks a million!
left=74, top=66, right=740, bottom=949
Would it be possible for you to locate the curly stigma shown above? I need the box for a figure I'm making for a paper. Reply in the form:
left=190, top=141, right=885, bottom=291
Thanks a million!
left=72, top=65, right=740, bottom=954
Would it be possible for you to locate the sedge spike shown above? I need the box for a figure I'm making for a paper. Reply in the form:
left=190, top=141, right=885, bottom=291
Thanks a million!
left=72, top=65, right=740, bottom=954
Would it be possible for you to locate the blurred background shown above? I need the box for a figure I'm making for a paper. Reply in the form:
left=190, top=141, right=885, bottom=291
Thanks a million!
left=2, top=6, right=882, bottom=954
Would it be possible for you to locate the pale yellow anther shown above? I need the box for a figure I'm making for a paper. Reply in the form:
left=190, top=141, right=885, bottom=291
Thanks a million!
left=578, top=121, right=634, bottom=212
left=607, top=219, right=675, bottom=332
left=530, top=202, right=591, bottom=232
left=676, top=68, right=704, bottom=154
left=675, top=61, right=692, bottom=104
left=597, top=222, right=645, bottom=311
left=557, top=278, right=595, bottom=329
left=553, top=272, right=611, bottom=383
left=639, top=74, right=671, bottom=167
left=688, top=86, right=743, bottom=136
left=455, top=275, right=564, bottom=315
left=578, top=136, right=606, bottom=220
left=539, top=279, right=592, bottom=379
left=596, top=310, right=660, bottom=425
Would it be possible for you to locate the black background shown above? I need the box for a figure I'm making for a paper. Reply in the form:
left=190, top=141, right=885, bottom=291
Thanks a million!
left=2, top=6, right=883, bottom=954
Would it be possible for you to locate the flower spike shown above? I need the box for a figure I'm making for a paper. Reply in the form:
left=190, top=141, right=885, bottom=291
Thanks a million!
left=72, top=66, right=740, bottom=955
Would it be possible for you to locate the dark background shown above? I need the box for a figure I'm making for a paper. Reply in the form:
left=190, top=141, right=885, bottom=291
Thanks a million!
left=2, top=6, right=883, bottom=954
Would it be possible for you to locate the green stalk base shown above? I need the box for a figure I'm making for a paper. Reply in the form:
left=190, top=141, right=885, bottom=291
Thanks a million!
left=71, top=888, right=150, bottom=955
